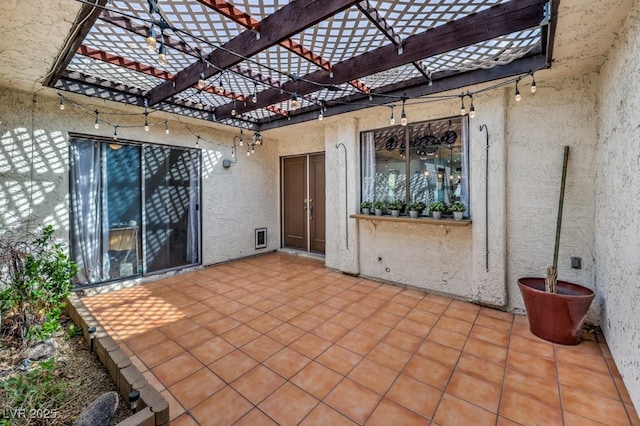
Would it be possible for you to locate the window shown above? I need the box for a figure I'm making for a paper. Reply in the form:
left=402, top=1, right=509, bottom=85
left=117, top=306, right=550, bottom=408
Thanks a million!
left=69, top=136, right=201, bottom=286
left=361, top=116, right=469, bottom=217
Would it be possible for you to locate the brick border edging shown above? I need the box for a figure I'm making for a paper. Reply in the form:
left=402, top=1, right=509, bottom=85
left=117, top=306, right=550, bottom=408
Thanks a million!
left=66, top=293, right=169, bottom=426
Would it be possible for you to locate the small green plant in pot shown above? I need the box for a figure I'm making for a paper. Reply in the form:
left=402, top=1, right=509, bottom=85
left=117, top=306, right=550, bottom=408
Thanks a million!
left=428, top=201, right=445, bottom=219
left=387, top=200, right=404, bottom=217
left=360, top=201, right=372, bottom=215
left=449, top=201, right=466, bottom=220
left=407, top=201, right=425, bottom=218
left=372, top=200, right=385, bottom=216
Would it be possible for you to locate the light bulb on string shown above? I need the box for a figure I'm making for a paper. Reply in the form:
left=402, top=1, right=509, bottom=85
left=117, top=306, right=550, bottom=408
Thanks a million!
left=515, top=79, right=522, bottom=102
left=164, top=120, right=169, bottom=134
left=94, top=110, right=100, bottom=129
left=290, top=93, right=301, bottom=111
left=144, top=110, right=149, bottom=131
left=231, top=98, right=237, bottom=116
left=469, top=97, right=476, bottom=119
left=460, top=95, right=466, bottom=115
left=531, top=74, right=537, bottom=93
left=113, top=125, right=119, bottom=140
left=197, top=72, right=206, bottom=89
left=59, top=97, right=65, bottom=110
left=389, top=105, right=395, bottom=125
left=400, top=98, right=408, bottom=126
left=251, top=83, right=258, bottom=103
left=158, top=43, right=167, bottom=67
left=146, top=26, right=157, bottom=51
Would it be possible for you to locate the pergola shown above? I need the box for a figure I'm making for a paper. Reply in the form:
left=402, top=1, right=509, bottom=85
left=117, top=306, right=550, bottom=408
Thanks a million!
left=45, top=0, right=554, bottom=131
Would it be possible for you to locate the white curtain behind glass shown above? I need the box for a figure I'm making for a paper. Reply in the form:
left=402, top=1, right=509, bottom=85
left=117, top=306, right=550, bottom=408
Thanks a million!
left=70, top=141, right=109, bottom=284
left=361, top=131, right=376, bottom=203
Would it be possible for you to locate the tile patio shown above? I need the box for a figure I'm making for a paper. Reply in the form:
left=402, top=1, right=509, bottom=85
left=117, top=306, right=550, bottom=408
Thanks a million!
left=82, top=253, right=639, bottom=425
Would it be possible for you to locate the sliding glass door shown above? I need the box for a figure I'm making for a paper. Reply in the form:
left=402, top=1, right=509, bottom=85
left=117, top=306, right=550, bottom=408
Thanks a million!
left=69, top=136, right=200, bottom=286
left=144, top=147, right=199, bottom=273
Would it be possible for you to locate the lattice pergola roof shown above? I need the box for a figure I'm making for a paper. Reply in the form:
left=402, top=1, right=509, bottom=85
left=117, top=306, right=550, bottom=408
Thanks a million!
left=46, top=0, right=555, bottom=131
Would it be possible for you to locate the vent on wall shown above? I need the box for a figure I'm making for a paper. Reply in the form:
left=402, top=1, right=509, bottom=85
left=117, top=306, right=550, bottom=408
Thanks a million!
left=255, top=228, right=267, bottom=249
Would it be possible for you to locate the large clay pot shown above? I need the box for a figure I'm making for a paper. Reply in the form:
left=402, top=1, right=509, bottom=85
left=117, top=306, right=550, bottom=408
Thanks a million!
left=517, top=277, right=595, bottom=345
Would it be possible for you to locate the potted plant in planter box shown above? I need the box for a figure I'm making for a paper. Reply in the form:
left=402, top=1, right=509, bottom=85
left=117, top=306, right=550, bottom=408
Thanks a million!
left=407, top=202, right=425, bottom=218
left=388, top=200, right=404, bottom=217
left=372, top=200, right=384, bottom=216
left=517, top=147, right=595, bottom=345
left=428, top=201, right=445, bottom=220
left=360, top=201, right=372, bottom=215
left=449, top=201, right=466, bottom=220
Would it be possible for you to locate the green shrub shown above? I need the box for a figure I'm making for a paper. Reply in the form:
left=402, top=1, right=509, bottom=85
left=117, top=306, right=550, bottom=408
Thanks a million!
left=0, top=225, right=77, bottom=342
left=0, top=358, right=70, bottom=424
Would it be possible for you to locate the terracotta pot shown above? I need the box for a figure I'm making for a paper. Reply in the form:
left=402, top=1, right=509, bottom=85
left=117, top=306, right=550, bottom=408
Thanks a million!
left=517, top=277, right=595, bottom=345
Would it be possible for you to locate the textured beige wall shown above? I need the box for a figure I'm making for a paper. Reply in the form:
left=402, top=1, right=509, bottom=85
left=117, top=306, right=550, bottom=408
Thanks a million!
left=505, top=72, right=600, bottom=322
left=596, top=1, right=640, bottom=412
left=0, top=87, right=280, bottom=267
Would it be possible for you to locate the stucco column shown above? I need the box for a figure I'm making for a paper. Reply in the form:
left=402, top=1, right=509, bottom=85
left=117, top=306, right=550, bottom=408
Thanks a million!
left=324, top=118, right=359, bottom=274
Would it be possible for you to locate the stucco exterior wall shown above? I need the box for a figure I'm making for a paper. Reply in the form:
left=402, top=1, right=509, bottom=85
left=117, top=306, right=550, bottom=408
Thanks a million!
left=0, top=87, right=279, bottom=269
left=596, top=1, right=640, bottom=411
left=505, top=73, right=600, bottom=323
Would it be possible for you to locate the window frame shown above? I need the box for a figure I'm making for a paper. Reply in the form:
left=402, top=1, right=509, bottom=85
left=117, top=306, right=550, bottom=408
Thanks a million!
left=360, top=115, right=470, bottom=218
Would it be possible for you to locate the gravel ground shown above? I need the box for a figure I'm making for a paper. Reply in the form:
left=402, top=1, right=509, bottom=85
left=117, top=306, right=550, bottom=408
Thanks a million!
left=0, top=315, right=130, bottom=425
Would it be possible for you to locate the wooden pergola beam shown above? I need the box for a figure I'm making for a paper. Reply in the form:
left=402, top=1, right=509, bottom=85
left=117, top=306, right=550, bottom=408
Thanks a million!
left=146, top=0, right=363, bottom=106
left=216, top=0, right=548, bottom=120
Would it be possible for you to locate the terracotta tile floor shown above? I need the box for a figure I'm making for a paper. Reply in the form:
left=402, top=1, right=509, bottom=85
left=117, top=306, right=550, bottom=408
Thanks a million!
left=83, top=253, right=639, bottom=425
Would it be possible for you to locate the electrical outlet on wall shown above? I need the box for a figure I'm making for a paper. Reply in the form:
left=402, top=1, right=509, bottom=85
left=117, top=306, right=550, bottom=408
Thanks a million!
left=570, top=257, right=582, bottom=269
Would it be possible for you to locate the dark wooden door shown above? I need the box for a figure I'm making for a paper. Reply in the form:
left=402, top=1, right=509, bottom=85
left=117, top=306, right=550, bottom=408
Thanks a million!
left=282, top=154, right=325, bottom=254
left=283, top=156, right=307, bottom=250
left=309, top=153, right=325, bottom=253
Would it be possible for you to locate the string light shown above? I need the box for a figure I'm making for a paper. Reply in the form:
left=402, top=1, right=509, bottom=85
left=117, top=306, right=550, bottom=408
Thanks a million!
left=146, top=26, right=157, bottom=51
left=251, top=83, right=258, bottom=103
left=164, top=120, right=169, bottom=134
left=144, top=110, right=149, bottom=131
left=515, top=79, right=522, bottom=102
left=460, top=95, right=466, bottom=115
left=113, top=125, right=118, bottom=140
left=400, top=98, right=408, bottom=126
left=197, top=72, right=206, bottom=89
left=290, top=93, right=301, bottom=111
left=196, top=135, right=200, bottom=147
left=158, top=43, right=167, bottom=67
left=469, top=96, right=476, bottom=119
left=59, top=98, right=65, bottom=110
left=231, top=98, right=237, bottom=116
left=530, top=73, right=537, bottom=93
left=253, top=131, right=263, bottom=146
left=389, top=105, right=395, bottom=125
left=94, top=110, right=100, bottom=129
